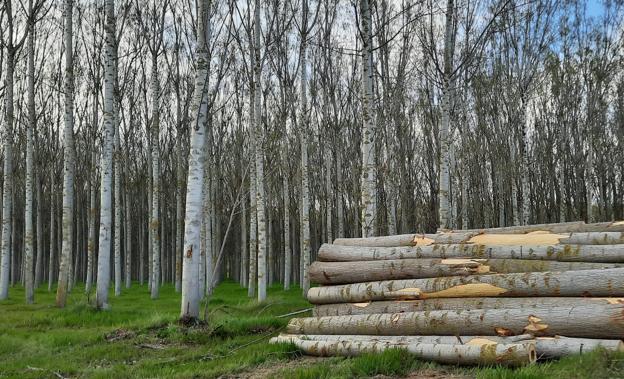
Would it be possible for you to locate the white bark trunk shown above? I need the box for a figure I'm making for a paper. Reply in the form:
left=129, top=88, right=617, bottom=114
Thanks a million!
left=254, top=0, right=267, bottom=302
left=96, top=0, right=116, bottom=309
left=282, top=139, right=291, bottom=290
left=180, top=0, right=209, bottom=320
left=24, top=0, right=36, bottom=303
left=56, top=0, right=75, bottom=308
left=150, top=53, right=161, bottom=300
left=114, top=127, right=122, bottom=296
left=359, top=0, right=376, bottom=237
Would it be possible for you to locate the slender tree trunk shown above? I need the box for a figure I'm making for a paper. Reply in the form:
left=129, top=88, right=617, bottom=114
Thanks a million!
left=150, top=52, right=161, bottom=300
left=300, top=0, right=311, bottom=295
left=35, top=173, right=43, bottom=288
left=86, top=166, right=96, bottom=294
left=283, top=139, right=291, bottom=290
left=359, top=0, right=376, bottom=237
left=180, top=0, right=209, bottom=320
left=48, top=182, right=55, bottom=292
left=114, top=129, right=122, bottom=296
left=125, top=187, right=131, bottom=288
left=96, top=0, right=116, bottom=309
left=24, top=0, right=36, bottom=303
left=56, top=0, right=75, bottom=308
left=252, top=0, right=267, bottom=302
left=0, top=50, right=15, bottom=301
left=175, top=139, right=183, bottom=292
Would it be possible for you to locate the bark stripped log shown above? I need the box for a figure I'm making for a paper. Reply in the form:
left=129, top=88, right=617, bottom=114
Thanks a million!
left=312, top=297, right=621, bottom=317
left=309, top=259, right=621, bottom=284
left=306, top=268, right=624, bottom=304
left=272, top=334, right=624, bottom=359
left=270, top=338, right=536, bottom=366
left=287, top=303, right=624, bottom=338
left=318, top=243, right=624, bottom=263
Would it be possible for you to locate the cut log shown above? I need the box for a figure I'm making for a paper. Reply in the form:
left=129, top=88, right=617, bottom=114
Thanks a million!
left=309, top=259, right=622, bottom=284
left=309, top=258, right=485, bottom=284
left=312, top=297, right=622, bottom=317
left=560, top=232, right=624, bottom=245
left=272, top=334, right=624, bottom=359
left=317, top=243, right=624, bottom=263
left=270, top=338, right=536, bottom=366
left=461, top=221, right=624, bottom=234
left=287, top=303, right=624, bottom=339
left=272, top=334, right=530, bottom=345
left=333, top=234, right=419, bottom=247
left=306, top=268, right=624, bottom=304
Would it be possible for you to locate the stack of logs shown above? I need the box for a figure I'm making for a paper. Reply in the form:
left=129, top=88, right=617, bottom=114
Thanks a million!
left=271, top=221, right=624, bottom=367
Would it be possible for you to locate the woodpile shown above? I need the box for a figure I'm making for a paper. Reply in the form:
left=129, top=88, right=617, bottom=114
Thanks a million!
left=271, top=221, right=624, bottom=366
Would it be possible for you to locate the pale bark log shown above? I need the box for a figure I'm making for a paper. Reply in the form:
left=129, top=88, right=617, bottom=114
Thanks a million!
left=272, top=334, right=623, bottom=359
left=180, top=0, right=209, bottom=320
left=288, top=303, right=624, bottom=339
left=318, top=243, right=624, bottom=263
left=309, top=258, right=621, bottom=285
left=271, top=338, right=535, bottom=366
left=462, top=221, right=624, bottom=234
left=333, top=234, right=418, bottom=247
left=56, top=0, right=75, bottom=308
left=312, top=297, right=620, bottom=317
left=560, top=232, right=624, bottom=245
left=306, top=267, right=624, bottom=304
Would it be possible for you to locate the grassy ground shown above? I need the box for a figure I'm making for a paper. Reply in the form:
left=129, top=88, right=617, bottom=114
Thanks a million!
left=1, top=281, right=623, bottom=379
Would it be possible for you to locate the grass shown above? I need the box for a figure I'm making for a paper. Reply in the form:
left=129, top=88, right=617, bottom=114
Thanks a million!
left=1, top=281, right=623, bottom=379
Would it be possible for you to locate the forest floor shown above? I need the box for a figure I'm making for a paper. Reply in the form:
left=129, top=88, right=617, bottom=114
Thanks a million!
left=1, top=282, right=624, bottom=379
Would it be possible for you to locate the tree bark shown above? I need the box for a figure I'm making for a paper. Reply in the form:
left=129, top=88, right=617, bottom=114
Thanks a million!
left=272, top=334, right=623, bottom=359
left=180, top=0, right=209, bottom=320
left=318, top=243, right=624, bottom=263
left=309, top=258, right=621, bottom=285
left=359, top=0, right=376, bottom=237
left=312, top=297, right=621, bottom=317
left=288, top=303, right=624, bottom=339
left=56, top=0, right=75, bottom=308
left=271, top=337, right=535, bottom=366
left=306, top=267, right=624, bottom=304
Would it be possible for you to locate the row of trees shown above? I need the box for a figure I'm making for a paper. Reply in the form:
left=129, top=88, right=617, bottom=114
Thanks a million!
left=0, top=0, right=622, bottom=320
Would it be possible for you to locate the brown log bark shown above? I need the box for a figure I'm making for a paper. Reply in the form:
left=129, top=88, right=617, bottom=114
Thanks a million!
left=270, top=337, right=536, bottom=366
left=309, top=258, right=622, bottom=285
left=272, top=334, right=624, bottom=359
left=287, top=303, right=624, bottom=339
left=306, top=268, right=624, bottom=304
left=317, top=243, right=624, bottom=263
left=312, top=297, right=621, bottom=316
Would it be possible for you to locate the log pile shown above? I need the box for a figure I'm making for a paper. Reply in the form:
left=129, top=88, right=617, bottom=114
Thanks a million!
left=271, top=221, right=624, bottom=366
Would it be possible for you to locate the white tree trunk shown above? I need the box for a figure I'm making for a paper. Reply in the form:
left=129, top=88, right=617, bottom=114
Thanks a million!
left=359, top=0, right=376, bottom=237
left=180, top=0, right=209, bottom=320
left=254, top=0, right=267, bottom=302
left=282, top=139, right=291, bottom=290
left=175, top=139, right=184, bottom=292
left=24, top=0, right=36, bottom=303
left=86, top=163, right=96, bottom=294
left=48, top=182, right=55, bottom=292
left=125, top=188, right=131, bottom=288
left=438, top=0, right=455, bottom=231
left=96, top=0, right=116, bottom=309
left=114, top=128, right=122, bottom=296
left=56, top=0, right=75, bottom=308
left=35, top=173, right=44, bottom=288
left=299, top=0, right=311, bottom=296
left=150, top=53, right=161, bottom=300
left=0, top=51, right=15, bottom=301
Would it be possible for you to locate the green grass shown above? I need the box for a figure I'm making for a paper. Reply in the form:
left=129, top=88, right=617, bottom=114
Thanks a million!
left=1, top=282, right=624, bottom=379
